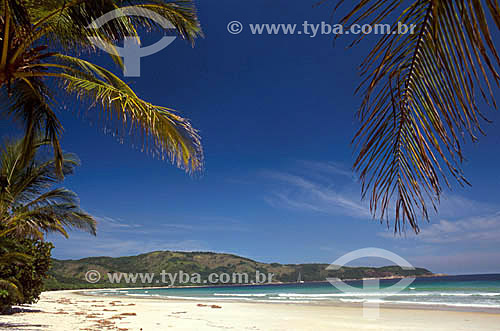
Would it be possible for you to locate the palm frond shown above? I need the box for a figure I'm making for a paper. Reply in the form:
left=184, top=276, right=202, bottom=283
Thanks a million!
left=11, top=0, right=201, bottom=67
left=52, top=54, right=203, bottom=173
left=0, top=251, right=32, bottom=265
left=0, top=278, right=23, bottom=303
left=7, top=203, right=96, bottom=239
left=335, top=0, right=500, bottom=232
left=1, top=78, right=65, bottom=177
left=2, top=0, right=204, bottom=175
left=0, top=138, right=97, bottom=239
left=125, top=1, right=203, bottom=44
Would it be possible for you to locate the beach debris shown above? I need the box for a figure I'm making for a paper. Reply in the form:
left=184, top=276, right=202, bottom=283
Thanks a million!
left=197, top=303, right=222, bottom=309
left=95, top=318, right=116, bottom=328
left=86, top=313, right=102, bottom=318
left=109, top=301, right=135, bottom=307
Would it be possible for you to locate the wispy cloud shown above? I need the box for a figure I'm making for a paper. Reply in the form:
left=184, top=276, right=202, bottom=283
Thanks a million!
left=95, top=215, right=249, bottom=234
left=436, top=194, right=495, bottom=219
left=264, top=160, right=500, bottom=248
left=50, top=214, right=249, bottom=258
left=95, top=216, right=142, bottom=230
left=419, top=213, right=500, bottom=243
left=161, top=221, right=249, bottom=232
left=298, top=160, right=354, bottom=179
left=379, top=211, right=500, bottom=244
left=262, top=163, right=369, bottom=218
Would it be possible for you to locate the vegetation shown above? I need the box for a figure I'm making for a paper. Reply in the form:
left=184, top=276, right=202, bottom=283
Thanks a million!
left=0, top=234, right=31, bottom=312
left=0, top=0, right=204, bottom=311
left=337, top=0, right=500, bottom=232
left=1, top=2, right=496, bottom=314
left=0, top=237, right=53, bottom=312
left=0, top=0, right=204, bottom=177
left=0, top=139, right=96, bottom=239
left=0, top=138, right=96, bottom=311
left=45, top=250, right=433, bottom=289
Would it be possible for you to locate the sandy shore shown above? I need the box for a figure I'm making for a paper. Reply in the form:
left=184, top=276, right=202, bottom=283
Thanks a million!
left=1, top=290, right=500, bottom=330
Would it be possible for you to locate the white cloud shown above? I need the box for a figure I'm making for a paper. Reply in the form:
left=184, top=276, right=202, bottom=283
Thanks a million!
left=49, top=214, right=241, bottom=259
left=435, top=194, right=495, bottom=219
left=264, top=160, right=500, bottom=247
left=161, top=221, right=249, bottom=232
left=298, top=160, right=354, bottom=179
left=95, top=216, right=142, bottom=230
left=379, top=212, right=500, bottom=244
left=418, top=212, right=500, bottom=243
left=263, top=168, right=370, bottom=219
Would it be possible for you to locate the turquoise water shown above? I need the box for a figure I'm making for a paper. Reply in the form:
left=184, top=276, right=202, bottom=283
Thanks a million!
left=93, top=274, right=500, bottom=310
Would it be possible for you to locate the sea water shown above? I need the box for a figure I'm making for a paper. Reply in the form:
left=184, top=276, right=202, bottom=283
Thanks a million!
left=93, top=274, right=500, bottom=310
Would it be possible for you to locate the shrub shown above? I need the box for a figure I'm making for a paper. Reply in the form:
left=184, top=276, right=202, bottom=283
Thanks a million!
left=0, top=238, right=53, bottom=312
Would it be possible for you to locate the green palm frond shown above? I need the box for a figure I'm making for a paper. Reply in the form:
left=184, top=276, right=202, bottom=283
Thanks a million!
left=0, top=139, right=78, bottom=205
left=0, top=278, right=23, bottom=303
left=51, top=54, right=203, bottom=172
left=2, top=78, right=64, bottom=177
left=125, top=1, right=202, bottom=44
left=1, top=0, right=203, bottom=176
left=0, top=139, right=96, bottom=240
left=26, top=0, right=201, bottom=47
left=0, top=251, right=32, bottom=265
left=7, top=202, right=97, bottom=239
left=335, top=0, right=500, bottom=232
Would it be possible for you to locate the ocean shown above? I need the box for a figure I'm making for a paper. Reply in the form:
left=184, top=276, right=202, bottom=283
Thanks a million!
left=93, top=274, right=500, bottom=310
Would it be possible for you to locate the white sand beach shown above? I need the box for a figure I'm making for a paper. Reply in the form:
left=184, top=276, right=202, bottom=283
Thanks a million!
left=1, top=290, right=500, bottom=331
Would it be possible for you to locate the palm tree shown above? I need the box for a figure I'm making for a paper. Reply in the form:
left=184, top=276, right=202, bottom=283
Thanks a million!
left=334, top=0, right=500, bottom=232
left=0, top=138, right=96, bottom=239
left=0, top=1, right=203, bottom=178
left=0, top=137, right=94, bottom=311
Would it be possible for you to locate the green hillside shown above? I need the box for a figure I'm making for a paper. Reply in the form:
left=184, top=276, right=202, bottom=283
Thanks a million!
left=45, top=251, right=433, bottom=290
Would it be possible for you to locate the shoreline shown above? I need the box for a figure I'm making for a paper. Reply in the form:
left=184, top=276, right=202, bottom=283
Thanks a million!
left=2, top=290, right=500, bottom=331
left=75, top=288, right=500, bottom=314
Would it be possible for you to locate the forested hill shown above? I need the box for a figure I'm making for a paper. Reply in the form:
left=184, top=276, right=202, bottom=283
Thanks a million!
left=46, top=250, right=433, bottom=290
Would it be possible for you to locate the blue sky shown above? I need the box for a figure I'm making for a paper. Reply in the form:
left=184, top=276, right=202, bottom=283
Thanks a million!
left=4, top=1, right=500, bottom=274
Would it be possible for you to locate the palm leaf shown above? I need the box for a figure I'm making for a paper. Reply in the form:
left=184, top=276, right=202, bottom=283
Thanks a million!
left=0, top=138, right=97, bottom=239
left=2, top=78, right=64, bottom=177
left=51, top=54, right=203, bottom=172
left=334, top=0, right=500, bottom=232
left=0, top=251, right=32, bottom=265
left=2, top=0, right=203, bottom=176
left=0, top=279, right=23, bottom=303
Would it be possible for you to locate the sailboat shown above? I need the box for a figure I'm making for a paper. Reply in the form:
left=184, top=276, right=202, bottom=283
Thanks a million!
left=297, top=272, right=305, bottom=284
